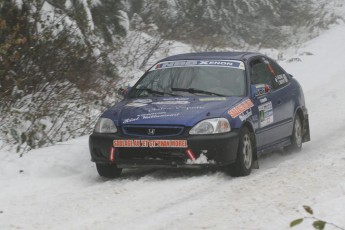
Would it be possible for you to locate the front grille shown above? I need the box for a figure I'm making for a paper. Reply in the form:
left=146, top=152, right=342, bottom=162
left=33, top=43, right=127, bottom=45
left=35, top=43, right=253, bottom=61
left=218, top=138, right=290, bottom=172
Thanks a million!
left=122, top=125, right=184, bottom=137
left=118, top=148, right=186, bottom=162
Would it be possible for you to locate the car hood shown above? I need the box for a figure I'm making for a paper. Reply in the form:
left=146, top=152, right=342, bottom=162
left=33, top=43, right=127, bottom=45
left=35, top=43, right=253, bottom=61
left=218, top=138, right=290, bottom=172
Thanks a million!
left=103, top=97, right=243, bottom=127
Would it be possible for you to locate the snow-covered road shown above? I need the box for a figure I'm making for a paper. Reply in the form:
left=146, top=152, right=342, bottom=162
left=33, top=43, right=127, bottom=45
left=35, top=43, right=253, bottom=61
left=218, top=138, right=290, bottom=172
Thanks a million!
left=1, top=25, right=345, bottom=230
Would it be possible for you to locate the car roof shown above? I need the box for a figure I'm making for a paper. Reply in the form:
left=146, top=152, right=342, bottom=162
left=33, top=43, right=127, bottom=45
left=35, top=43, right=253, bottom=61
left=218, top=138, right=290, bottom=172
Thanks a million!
left=158, top=51, right=261, bottom=62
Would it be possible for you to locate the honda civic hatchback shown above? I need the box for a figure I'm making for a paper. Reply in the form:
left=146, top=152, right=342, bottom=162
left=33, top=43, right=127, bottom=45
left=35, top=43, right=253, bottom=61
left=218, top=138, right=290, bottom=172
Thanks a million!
left=89, top=52, right=310, bottom=178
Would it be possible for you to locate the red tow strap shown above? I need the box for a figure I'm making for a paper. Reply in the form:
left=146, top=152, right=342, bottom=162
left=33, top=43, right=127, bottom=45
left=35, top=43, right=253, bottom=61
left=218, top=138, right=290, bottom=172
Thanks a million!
left=185, top=149, right=196, bottom=161
left=110, top=147, right=116, bottom=162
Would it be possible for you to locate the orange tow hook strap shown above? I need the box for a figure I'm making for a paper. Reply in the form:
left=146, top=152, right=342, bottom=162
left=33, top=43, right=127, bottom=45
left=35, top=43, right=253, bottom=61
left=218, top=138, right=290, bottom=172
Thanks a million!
left=185, top=149, right=196, bottom=161
left=110, top=147, right=116, bottom=162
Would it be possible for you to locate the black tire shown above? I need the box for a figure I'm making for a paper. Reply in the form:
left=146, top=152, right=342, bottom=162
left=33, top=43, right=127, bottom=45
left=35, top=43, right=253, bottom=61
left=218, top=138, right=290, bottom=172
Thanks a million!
left=285, top=115, right=303, bottom=152
left=96, top=163, right=122, bottom=178
left=228, top=127, right=254, bottom=177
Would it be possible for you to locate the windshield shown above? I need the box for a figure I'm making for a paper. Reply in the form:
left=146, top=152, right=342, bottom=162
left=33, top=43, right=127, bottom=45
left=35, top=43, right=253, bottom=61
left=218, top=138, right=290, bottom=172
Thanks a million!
left=129, top=60, right=246, bottom=98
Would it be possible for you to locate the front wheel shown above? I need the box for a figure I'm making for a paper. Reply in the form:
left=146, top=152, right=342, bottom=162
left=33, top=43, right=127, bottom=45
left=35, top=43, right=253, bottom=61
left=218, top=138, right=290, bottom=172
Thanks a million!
left=228, top=127, right=254, bottom=177
left=96, top=163, right=122, bottom=178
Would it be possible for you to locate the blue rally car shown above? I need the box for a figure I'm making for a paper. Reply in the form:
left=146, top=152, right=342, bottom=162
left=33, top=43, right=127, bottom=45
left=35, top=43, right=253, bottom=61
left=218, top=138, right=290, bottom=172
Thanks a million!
left=89, top=52, right=310, bottom=177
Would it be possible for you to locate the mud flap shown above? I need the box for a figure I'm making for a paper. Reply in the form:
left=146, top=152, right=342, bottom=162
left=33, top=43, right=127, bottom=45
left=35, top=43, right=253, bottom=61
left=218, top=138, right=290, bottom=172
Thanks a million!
left=250, top=132, right=259, bottom=169
left=302, top=114, right=311, bottom=142
left=252, top=159, right=259, bottom=169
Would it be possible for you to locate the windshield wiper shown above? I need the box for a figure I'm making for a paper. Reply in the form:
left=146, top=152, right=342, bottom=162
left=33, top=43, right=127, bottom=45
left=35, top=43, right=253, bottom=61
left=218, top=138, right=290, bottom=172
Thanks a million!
left=136, top=88, right=178, bottom=96
left=171, top=87, right=226, bottom=97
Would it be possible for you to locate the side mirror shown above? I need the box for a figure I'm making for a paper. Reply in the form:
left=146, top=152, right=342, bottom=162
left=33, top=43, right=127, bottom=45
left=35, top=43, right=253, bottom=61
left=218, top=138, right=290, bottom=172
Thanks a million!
left=117, top=87, right=132, bottom=99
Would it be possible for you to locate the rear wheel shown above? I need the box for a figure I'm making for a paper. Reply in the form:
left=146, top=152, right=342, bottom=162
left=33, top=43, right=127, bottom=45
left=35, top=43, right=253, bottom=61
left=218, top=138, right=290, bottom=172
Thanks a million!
left=96, top=163, right=122, bottom=178
left=228, top=127, right=253, bottom=177
left=286, top=115, right=303, bottom=152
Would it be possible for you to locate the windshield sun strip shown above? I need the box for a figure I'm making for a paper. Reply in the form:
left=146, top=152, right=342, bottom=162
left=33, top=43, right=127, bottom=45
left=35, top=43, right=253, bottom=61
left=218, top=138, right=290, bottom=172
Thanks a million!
left=149, top=60, right=246, bottom=72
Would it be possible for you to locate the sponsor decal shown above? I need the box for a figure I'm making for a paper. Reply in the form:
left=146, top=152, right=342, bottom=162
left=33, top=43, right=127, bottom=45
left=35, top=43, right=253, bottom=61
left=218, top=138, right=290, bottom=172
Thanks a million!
left=148, top=106, right=204, bottom=112
left=133, top=99, right=152, bottom=103
left=228, top=99, right=254, bottom=118
left=258, top=101, right=274, bottom=127
left=152, top=101, right=190, bottom=105
left=259, top=97, right=268, bottom=104
left=113, top=139, right=188, bottom=148
left=239, top=109, right=252, bottom=121
left=150, top=60, right=245, bottom=71
left=255, top=84, right=265, bottom=88
left=275, top=74, right=288, bottom=85
left=122, top=117, right=139, bottom=124
left=252, top=115, right=258, bottom=122
left=125, top=102, right=147, bottom=107
left=139, top=112, right=180, bottom=119
left=126, top=99, right=190, bottom=107
left=185, top=106, right=205, bottom=110
left=199, top=97, right=226, bottom=102
left=122, top=112, right=180, bottom=124
left=162, top=97, right=189, bottom=101
left=255, top=84, right=267, bottom=97
left=255, top=84, right=272, bottom=97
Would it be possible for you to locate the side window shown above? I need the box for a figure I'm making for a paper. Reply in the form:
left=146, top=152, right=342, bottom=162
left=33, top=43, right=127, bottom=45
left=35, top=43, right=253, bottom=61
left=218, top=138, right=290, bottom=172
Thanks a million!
left=249, top=58, right=274, bottom=86
left=267, top=60, right=290, bottom=89
left=250, top=57, right=289, bottom=90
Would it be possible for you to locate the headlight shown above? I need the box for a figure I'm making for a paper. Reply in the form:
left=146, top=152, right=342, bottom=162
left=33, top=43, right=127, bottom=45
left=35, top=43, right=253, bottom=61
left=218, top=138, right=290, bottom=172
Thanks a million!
left=94, top=118, right=117, bottom=133
left=189, top=118, right=231, bottom=135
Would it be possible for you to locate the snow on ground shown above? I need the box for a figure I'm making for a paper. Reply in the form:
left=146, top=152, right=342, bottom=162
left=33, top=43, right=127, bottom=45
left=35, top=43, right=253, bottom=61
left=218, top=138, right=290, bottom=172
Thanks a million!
left=2, top=24, right=345, bottom=230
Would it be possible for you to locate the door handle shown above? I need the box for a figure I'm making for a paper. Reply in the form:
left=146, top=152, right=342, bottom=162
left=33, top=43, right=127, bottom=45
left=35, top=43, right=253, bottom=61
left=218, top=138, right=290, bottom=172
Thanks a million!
left=277, top=99, right=281, bottom=105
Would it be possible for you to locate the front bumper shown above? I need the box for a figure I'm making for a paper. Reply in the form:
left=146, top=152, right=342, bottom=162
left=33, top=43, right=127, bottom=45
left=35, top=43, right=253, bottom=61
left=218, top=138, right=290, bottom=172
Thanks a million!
left=89, top=130, right=240, bottom=168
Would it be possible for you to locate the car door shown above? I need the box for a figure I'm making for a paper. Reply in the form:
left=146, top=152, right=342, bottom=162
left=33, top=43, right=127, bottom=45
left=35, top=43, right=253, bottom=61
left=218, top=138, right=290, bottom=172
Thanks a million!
left=265, top=57, right=295, bottom=141
left=248, top=56, right=293, bottom=148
